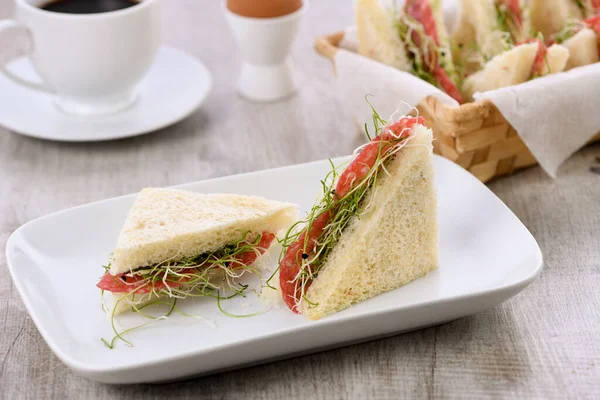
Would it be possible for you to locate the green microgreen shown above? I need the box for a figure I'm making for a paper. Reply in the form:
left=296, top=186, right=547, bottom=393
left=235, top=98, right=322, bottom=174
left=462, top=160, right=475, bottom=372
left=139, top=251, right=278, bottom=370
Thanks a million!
left=276, top=108, right=414, bottom=310
left=395, top=15, right=439, bottom=86
left=530, top=32, right=551, bottom=79
left=100, top=230, right=269, bottom=348
left=574, top=0, right=590, bottom=14
left=552, top=20, right=586, bottom=44
left=364, top=95, right=388, bottom=141
left=216, top=286, right=268, bottom=318
left=495, top=3, right=519, bottom=45
left=454, top=2, right=519, bottom=80
left=394, top=12, right=461, bottom=92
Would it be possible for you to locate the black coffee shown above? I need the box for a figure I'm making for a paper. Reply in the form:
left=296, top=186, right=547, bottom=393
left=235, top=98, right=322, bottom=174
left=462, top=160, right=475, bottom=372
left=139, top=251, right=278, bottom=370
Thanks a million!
left=40, top=0, right=140, bottom=14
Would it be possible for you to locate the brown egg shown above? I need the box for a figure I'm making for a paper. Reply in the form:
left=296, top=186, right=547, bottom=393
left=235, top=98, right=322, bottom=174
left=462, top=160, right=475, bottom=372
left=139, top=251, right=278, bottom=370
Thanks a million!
left=227, top=0, right=303, bottom=18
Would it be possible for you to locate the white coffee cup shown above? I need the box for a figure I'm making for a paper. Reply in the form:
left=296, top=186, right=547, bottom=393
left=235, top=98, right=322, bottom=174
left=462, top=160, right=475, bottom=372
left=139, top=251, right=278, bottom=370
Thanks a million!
left=0, top=0, right=162, bottom=116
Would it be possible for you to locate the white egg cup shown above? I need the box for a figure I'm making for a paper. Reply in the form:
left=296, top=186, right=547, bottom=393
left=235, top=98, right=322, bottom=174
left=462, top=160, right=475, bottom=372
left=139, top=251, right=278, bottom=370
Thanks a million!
left=223, top=2, right=307, bottom=102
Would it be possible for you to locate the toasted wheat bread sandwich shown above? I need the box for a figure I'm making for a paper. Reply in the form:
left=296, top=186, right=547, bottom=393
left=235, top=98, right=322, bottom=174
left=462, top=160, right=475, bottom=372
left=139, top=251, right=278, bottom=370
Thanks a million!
left=97, top=188, right=297, bottom=316
left=273, top=113, right=438, bottom=320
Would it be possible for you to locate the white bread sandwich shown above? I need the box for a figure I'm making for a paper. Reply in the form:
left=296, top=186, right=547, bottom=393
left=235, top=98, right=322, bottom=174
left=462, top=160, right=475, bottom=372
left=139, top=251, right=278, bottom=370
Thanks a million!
left=452, top=0, right=531, bottom=75
left=529, top=0, right=595, bottom=38
left=356, top=0, right=463, bottom=103
left=275, top=113, right=438, bottom=319
left=97, top=188, right=297, bottom=316
left=552, top=16, right=600, bottom=70
left=462, top=39, right=570, bottom=101
left=356, top=0, right=410, bottom=71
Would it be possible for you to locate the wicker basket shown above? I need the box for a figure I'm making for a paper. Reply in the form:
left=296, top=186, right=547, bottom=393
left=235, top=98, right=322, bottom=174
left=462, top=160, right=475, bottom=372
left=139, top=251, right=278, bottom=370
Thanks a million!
left=315, top=32, right=600, bottom=183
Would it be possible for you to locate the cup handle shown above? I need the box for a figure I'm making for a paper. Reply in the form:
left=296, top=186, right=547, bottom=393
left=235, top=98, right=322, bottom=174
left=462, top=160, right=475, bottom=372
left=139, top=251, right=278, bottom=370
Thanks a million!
left=0, top=20, right=52, bottom=93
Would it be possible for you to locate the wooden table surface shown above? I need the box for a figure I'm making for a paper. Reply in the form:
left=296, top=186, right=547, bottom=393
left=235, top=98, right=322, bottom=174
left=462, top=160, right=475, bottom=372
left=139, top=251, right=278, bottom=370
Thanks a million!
left=1, top=1, right=599, bottom=398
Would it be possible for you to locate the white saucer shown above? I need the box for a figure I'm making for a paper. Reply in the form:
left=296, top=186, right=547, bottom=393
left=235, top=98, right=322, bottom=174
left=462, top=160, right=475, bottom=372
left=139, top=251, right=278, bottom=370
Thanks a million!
left=0, top=46, right=212, bottom=142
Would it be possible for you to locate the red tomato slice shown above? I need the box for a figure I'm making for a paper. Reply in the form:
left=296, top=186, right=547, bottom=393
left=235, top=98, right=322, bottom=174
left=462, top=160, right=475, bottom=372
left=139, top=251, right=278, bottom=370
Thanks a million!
left=234, top=231, right=275, bottom=267
left=279, top=211, right=332, bottom=312
left=405, top=0, right=438, bottom=69
left=96, top=272, right=185, bottom=294
left=585, top=16, right=600, bottom=36
left=520, top=38, right=547, bottom=77
left=585, top=16, right=600, bottom=54
left=592, top=0, right=600, bottom=15
left=335, top=117, right=424, bottom=199
left=97, top=231, right=275, bottom=294
left=532, top=40, right=547, bottom=77
left=432, top=67, right=463, bottom=104
left=403, top=0, right=462, bottom=103
left=404, top=0, right=439, bottom=46
left=279, top=117, right=424, bottom=313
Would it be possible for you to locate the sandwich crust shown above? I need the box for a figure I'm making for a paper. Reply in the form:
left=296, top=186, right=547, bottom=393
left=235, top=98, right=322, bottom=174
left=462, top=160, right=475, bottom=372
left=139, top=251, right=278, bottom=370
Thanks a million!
left=563, top=27, right=600, bottom=70
left=462, top=43, right=569, bottom=101
left=110, top=189, right=297, bottom=275
left=301, top=124, right=439, bottom=319
left=530, top=0, right=585, bottom=38
left=356, top=0, right=411, bottom=71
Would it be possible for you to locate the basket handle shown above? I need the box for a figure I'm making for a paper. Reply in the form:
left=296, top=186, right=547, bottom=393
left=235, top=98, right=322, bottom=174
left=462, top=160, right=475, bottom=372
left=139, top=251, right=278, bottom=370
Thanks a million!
left=314, top=31, right=345, bottom=62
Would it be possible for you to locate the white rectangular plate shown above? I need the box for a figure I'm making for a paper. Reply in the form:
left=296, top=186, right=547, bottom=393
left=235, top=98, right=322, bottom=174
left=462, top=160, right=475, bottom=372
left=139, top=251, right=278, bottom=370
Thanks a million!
left=6, top=156, right=543, bottom=384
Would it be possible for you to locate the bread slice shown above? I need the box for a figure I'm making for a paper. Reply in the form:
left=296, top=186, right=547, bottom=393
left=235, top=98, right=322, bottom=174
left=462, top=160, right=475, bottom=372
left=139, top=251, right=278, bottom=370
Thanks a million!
left=110, top=188, right=298, bottom=275
left=300, top=124, right=438, bottom=319
left=563, top=27, right=600, bottom=70
left=356, top=0, right=411, bottom=71
left=515, top=4, right=532, bottom=43
left=462, top=43, right=569, bottom=101
left=462, top=43, right=538, bottom=100
left=544, top=44, right=571, bottom=75
left=431, top=0, right=451, bottom=49
left=356, top=0, right=460, bottom=95
left=452, top=0, right=511, bottom=70
left=452, top=0, right=533, bottom=74
left=530, top=0, right=585, bottom=38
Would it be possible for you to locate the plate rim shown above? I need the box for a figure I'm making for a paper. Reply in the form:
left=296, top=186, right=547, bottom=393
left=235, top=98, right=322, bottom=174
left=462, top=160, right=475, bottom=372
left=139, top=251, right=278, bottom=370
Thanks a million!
left=5, top=155, right=544, bottom=375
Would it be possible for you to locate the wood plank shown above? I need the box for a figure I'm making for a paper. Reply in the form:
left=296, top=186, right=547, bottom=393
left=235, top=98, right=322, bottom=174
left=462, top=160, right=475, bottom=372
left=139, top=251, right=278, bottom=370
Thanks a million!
left=1, top=1, right=599, bottom=398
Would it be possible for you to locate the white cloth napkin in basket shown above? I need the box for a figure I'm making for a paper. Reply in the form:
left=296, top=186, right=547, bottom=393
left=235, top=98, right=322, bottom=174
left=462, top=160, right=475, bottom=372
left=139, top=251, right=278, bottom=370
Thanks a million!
left=334, top=26, right=600, bottom=178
